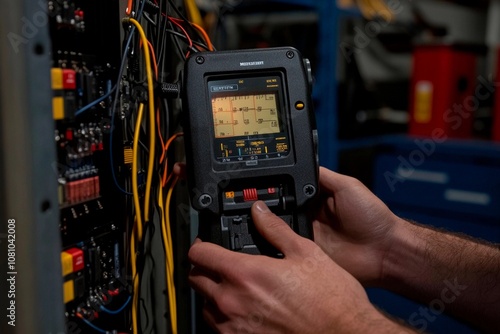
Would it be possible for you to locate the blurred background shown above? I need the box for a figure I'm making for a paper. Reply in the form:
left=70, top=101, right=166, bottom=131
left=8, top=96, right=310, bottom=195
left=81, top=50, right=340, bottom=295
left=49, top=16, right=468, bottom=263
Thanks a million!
left=195, top=0, right=500, bottom=332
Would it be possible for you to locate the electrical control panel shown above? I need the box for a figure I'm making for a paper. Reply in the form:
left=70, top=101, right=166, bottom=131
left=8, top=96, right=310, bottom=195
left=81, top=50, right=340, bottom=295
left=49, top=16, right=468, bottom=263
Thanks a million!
left=48, top=1, right=130, bottom=332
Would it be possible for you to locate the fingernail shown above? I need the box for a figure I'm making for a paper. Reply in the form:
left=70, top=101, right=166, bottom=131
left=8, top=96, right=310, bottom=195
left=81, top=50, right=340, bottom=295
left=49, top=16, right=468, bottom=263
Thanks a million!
left=254, top=201, right=270, bottom=213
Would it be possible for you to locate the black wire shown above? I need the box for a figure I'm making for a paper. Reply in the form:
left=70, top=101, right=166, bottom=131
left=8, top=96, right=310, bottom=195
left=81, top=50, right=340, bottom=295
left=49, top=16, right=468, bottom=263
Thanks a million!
left=158, top=12, right=169, bottom=77
left=167, top=0, right=198, bottom=34
left=163, top=98, right=170, bottom=141
left=166, top=28, right=210, bottom=51
left=166, top=0, right=213, bottom=49
left=155, top=0, right=163, bottom=64
left=145, top=12, right=211, bottom=52
left=147, top=17, right=159, bottom=56
left=143, top=12, right=157, bottom=26
left=167, top=20, right=187, bottom=61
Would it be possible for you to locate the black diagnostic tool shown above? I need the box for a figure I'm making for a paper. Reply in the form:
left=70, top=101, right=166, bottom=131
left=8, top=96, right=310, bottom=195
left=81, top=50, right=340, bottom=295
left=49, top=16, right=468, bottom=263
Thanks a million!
left=183, top=47, right=319, bottom=256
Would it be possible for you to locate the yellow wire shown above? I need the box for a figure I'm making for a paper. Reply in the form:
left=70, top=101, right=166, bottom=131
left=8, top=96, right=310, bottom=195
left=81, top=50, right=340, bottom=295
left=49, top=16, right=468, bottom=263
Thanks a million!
left=184, top=0, right=204, bottom=27
left=132, top=103, right=144, bottom=241
left=158, top=177, right=178, bottom=334
left=127, top=18, right=156, bottom=224
left=165, top=177, right=179, bottom=334
left=131, top=102, right=144, bottom=334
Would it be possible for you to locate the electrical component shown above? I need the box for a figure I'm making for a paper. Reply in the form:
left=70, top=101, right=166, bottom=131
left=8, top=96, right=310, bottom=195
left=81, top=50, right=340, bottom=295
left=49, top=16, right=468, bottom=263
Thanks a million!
left=51, top=68, right=77, bottom=120
left=48, top=0, right=85, bottom=31
left=61, top=248, right=85, bottom=304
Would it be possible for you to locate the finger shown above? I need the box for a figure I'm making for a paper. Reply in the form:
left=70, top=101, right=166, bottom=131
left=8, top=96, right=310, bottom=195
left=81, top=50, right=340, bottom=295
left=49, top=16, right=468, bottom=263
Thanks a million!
left=251, top=201, right=306, bottom=256
left=188, top=239, right=245, bottom=276
left=319, top=166, right=364, bottom=194
left=173, top=162, right=187, bottom=180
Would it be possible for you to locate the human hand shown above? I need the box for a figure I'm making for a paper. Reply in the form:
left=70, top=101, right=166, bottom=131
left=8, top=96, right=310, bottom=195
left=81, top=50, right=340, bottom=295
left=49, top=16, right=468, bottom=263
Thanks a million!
left=312, top=167, right=402, bottom=287
left=188, top=201, right=399, bottom=334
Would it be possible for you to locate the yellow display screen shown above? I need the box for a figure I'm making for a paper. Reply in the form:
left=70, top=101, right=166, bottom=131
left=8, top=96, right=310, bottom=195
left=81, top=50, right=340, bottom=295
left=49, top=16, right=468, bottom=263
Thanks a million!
left=208, top=75, right=290, bottom=162
left=212, top=93, right=280, bottom=138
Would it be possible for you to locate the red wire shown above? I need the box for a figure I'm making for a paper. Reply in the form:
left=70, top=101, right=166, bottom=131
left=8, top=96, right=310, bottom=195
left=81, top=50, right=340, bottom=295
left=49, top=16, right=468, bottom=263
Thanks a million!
left=150, top=4, right=211, bottom=55
left=168, top=17, right=193, bottom=58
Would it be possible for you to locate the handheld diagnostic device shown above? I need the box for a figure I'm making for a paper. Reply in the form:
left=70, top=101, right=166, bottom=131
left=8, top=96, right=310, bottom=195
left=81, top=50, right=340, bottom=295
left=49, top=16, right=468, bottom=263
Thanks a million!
left=183, top=47, right=319, bottom=256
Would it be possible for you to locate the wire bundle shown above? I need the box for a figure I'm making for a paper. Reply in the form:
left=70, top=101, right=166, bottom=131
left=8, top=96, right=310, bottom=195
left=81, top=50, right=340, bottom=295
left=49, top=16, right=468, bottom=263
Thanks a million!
left=74, top=0, right=214, bottom=333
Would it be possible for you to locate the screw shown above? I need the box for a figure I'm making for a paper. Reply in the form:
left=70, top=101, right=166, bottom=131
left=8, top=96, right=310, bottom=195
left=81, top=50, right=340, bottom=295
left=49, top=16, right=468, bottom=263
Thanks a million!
left=198, top=194, right=212, bottom=207
left=195, top=56, right=205, bottom=64
left=303, top=184, right=316, bottom=197
left=286, top=51, right=295, bottom=59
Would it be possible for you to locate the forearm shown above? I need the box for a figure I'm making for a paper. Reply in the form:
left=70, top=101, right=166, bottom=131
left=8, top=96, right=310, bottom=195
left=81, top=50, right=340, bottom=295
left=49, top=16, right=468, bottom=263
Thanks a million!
left=382, top=218, right=500, bottom=332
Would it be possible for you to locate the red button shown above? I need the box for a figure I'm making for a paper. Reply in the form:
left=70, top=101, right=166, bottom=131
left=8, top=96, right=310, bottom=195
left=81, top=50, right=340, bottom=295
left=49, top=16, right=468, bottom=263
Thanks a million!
left=243, top=188, right=258, bottom=201
left=268, top=187, right=276, bottom=194
left=62, top=69, right=76, bottom=90
left=64, top=248, right=85, bottom=272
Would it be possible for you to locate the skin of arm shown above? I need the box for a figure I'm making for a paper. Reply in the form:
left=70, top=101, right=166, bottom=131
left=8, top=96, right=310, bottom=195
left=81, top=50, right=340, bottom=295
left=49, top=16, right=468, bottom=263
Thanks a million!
left=313, top=167, right=500, bottom=333
left=188, top=201, right=414, bottom=334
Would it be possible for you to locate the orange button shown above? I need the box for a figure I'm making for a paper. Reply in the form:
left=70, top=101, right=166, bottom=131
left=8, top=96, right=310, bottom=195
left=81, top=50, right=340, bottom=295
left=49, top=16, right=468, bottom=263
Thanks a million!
left=295, top=101, right=305, bottom=110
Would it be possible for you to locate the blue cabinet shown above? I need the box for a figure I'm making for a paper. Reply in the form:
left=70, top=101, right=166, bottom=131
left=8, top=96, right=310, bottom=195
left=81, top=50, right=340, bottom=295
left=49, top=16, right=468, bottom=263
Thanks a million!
left=272, top=0, right=345, bottom=169
left=371, top=137, right=500, bottom=333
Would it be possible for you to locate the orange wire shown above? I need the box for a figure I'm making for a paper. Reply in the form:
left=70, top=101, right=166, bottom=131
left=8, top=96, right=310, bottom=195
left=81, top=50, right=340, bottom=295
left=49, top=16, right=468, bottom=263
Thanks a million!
left=169, top=18, right=193, bottom=58
left=126, top=0, right=133, bottom=16
left=191, top=22, right=214, bottom=51
left=161, top=132, right=183, bottom=163
left=161, top=133, right=184, bottom=187
left=147, top=40, right=158, bottom=79
left=156, top=10, right=213, bottom=53
left=164, top=170, right=176, bottom=186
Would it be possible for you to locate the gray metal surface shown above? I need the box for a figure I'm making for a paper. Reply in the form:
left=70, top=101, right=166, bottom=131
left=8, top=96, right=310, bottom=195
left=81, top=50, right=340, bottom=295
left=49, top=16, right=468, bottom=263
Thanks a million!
left=0, top=1, right=64, bottom=333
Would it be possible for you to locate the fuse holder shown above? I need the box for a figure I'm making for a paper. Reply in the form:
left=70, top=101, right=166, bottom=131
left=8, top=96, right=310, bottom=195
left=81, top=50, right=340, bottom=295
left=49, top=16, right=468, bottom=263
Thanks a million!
left=63, top=280, right=75, bottom=304
left=63, top=247, right=85, bottom=272
left=62, top=69, right=77, bottom=90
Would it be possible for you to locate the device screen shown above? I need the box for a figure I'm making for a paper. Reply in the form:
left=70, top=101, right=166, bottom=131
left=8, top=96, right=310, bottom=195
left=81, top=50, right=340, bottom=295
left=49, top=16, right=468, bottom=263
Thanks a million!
left=208, top=75, right=290, bottom=163
left=212, top=93, right=281, bottom=138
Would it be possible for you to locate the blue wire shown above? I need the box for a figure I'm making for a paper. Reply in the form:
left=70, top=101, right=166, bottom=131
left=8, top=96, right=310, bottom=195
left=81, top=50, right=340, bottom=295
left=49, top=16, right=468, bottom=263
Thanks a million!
left=75, top=84, right=117, bottom=116
left=80, top=317, right=107, bottom=333
left=76, top=0, right=146, bottom=120
left=109, top=29, right=136, bottom=196
left=100, top=295, right=132, bottom=315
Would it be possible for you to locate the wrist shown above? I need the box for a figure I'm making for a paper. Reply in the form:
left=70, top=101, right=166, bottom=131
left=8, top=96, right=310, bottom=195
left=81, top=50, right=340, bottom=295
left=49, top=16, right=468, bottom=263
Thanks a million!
left=379, top=217, right=423, bottom=291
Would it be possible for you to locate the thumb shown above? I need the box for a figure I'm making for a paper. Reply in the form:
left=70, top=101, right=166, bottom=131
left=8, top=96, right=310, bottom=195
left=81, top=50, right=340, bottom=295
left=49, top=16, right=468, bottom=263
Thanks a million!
left=251, top=201, right=304, bottom=257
